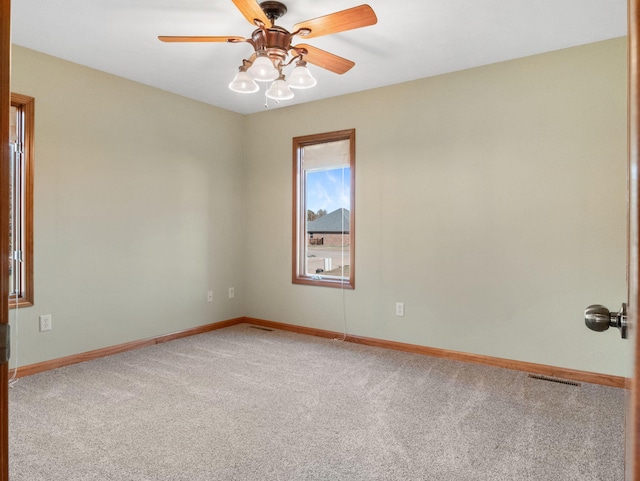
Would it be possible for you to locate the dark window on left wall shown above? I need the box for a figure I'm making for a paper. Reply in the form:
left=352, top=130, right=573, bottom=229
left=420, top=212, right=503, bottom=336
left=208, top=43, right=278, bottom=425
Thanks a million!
left=9, top=93, right=34, bottom=308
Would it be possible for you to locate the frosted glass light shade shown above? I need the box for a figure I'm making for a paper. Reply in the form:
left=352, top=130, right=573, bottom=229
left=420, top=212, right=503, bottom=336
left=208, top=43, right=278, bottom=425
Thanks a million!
left=266, top=78, right=294, bottom=100
left=287, top=65, right=317, bottom=89
left=247, top=55, right=279, bottom=82
left=229, top=70, right=259, bottom=93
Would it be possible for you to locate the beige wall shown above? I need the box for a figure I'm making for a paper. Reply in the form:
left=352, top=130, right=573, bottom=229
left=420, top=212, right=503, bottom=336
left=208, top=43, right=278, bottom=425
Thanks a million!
left=244, top=37, right=631, bottom=376
left=10, top=46, right=246, bottom=366
left=10, top=37, right=631, bottom=377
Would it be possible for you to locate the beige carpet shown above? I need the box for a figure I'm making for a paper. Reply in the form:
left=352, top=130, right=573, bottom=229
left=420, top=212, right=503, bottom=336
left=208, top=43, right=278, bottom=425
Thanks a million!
left=9, top=323, right=624, bottom=480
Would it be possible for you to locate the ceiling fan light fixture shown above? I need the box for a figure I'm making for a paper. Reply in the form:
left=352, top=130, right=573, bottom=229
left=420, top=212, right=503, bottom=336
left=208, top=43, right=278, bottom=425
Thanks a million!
left=229, top=68, right=259, bottom=93
left=247, top=54, right=279, bottom=82
left=266, top=75, right=294, bottom=100
left=287, top=60, right=317, bottom=89
left=160, top=2, right=378, bottom=103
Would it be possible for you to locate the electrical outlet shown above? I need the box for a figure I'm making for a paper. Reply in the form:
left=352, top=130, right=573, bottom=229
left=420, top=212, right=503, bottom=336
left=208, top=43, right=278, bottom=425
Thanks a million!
left=395, top=302, right=405, bottom=317
left=228, top=287, right=235, bottom=299
left=39, top=314, right=52, bottom=332
left=207, top=290, right=213, bottom=302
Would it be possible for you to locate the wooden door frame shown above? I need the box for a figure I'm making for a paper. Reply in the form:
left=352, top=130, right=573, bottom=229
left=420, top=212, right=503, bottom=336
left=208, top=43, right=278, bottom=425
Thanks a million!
left=631, top=1, right=640, bottom=479
left=1, top=0, right=11, bottom=478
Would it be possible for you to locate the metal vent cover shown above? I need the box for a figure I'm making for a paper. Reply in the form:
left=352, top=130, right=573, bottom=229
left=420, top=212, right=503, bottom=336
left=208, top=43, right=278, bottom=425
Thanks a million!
left=249, top=325, right=275, bottom=332
left=527, top=374, right=580, bottom=387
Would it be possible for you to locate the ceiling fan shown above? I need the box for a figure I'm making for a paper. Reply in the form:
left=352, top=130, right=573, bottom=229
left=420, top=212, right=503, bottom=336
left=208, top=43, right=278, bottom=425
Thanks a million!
left=158, top=0, right=377, bottom=101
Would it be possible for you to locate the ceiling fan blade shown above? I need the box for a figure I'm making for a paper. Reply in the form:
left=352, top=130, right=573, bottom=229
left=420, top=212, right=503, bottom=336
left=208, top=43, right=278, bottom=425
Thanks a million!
left=231, top=0, right=270, bottom=26
left=293, top=44, right=355, bottom=75
left=158, top=36, right=246, bottom=43
left=292, top=5, right=377, bottom=39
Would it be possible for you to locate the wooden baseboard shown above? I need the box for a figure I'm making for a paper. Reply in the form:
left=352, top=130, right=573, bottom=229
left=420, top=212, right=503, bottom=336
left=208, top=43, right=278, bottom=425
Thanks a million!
left=14, top=315, right=627, bottom=389
left=242, top=317, right=628, bottom=389
left=14, top=318, right=245, bottom=378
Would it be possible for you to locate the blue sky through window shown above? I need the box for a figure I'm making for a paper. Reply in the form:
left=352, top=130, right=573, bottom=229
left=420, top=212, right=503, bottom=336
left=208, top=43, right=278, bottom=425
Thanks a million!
left=306, top=167, right=350, bottom=214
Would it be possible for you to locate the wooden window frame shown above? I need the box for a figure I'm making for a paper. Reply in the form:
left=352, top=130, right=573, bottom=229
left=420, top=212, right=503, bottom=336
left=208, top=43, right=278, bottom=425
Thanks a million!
left=9, top=93, right=34, bottom=309
left=292, top=129, right=356, bottom=289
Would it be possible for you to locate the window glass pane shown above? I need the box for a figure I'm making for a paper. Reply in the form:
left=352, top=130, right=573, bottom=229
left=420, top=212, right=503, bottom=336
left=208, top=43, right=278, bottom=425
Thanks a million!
left=9, top=105, right=20, bottom=297
left=304, top=167, right=350, bottom=279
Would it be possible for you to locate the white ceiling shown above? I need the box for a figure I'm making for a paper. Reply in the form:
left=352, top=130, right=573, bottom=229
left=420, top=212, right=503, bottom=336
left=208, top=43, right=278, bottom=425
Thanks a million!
left=11, top=0, right=627, bottom=115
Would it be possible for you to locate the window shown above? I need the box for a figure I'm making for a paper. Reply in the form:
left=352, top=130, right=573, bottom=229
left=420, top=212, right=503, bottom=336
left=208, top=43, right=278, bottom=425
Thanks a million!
left=9, top=93, right=34, bottom=308
left=292, top=129, right=355, bottom=289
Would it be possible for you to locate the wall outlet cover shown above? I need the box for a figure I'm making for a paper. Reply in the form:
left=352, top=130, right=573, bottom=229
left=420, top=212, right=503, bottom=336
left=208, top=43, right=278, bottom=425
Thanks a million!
left=39, top=314, right=52, bottom=331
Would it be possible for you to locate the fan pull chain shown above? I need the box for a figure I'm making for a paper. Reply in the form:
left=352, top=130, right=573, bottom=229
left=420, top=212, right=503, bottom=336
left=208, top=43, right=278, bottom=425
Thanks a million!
left=264, top=93, right=281, bottom=109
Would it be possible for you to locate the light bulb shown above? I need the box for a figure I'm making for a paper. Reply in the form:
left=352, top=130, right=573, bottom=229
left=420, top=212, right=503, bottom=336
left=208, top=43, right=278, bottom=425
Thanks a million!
left=228, top=69, right=259, bottom=93
left=247, top=55, right=279, bottom=82
left=266, top=76, right=294, bottom=100
left=287, top=63, right=317, bottom=89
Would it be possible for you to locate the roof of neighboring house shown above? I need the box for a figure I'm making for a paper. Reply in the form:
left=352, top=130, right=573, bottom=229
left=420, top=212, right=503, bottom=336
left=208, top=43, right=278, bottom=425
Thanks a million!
left=307, top=208, right=350, bottom=234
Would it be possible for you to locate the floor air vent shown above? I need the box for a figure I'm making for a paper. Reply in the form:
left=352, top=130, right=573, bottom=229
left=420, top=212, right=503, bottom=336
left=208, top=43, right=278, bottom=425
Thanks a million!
left=527, top=374, right=580, bottom=387
left=249, top=325, right=274, bottom=332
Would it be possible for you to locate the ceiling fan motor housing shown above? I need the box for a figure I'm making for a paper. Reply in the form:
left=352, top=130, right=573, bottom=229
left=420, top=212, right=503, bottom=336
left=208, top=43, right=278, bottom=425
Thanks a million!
left=251, top=26, right=292, bottom=64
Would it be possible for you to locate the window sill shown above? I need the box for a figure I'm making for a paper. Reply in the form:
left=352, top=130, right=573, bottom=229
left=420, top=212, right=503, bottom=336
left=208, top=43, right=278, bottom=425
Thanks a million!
left=9, top=298, right=33, bottom=309
left=293, top=276, right=354, bottom=289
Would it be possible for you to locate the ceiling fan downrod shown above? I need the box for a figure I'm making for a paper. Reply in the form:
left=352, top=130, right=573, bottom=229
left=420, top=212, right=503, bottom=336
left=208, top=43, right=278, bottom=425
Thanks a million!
left=259, top=1, right=288, bottom=25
